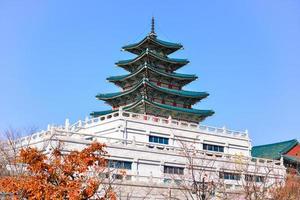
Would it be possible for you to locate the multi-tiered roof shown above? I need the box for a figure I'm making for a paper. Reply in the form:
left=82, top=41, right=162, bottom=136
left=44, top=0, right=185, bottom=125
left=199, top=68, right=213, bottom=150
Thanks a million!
left=91, top=18, right=214, bottom=123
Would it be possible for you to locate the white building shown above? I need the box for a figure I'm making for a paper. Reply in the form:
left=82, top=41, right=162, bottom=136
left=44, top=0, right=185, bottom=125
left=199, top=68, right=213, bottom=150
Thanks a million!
left=14, top=110, right=285, bottom=199
left=12, top=19, right=285, bottom=199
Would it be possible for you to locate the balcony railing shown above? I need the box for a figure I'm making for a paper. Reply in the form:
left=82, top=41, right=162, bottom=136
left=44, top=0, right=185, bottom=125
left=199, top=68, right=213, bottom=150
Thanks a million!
left=69, top=110, right=249, bottom=139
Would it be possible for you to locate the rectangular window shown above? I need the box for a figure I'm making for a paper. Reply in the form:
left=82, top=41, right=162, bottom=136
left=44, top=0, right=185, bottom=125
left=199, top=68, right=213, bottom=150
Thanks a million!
left=203, top=143, right=224, bottom=152
left=245, top=175, right=264, bottom=182
left=219, top=146, right=224, bottom=152
left=219, top=172, right=241, bottom=180
left=109, top=160, right=132, bottom=170
left=149, top=135, right=169, bottom=145
left=85, top=136, right=93, bottom=141
left=213, top=145, right=219, bottom=151
left=164, top=166, right=184, bottom=175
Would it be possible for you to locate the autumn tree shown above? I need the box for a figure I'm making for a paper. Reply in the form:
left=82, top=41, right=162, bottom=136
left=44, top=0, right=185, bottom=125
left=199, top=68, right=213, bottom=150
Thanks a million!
left=0, top=142, right=116, bottom=200
left=270, top=174, right=300, bottom=200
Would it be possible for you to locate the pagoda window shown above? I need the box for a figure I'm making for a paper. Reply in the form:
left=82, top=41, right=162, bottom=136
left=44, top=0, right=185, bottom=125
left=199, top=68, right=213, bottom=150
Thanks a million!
left=173, top=102, right=177, bottom=107
left=161, top=83, right=168, bottom=88
left=157, top=81, right=161, bottom=86
left=162, top=99, right=165, bottom=104
left=177, top=103, right=183, bottom=108
left=149, top=135, right=169, bottom=145
left=168, top=84, right=173, bottom=89
left=165, top=100, right=172, bottom=106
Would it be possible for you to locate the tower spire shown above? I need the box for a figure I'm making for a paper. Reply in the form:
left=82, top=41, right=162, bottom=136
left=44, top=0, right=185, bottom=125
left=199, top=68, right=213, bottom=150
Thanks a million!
left=150, top=17, right=156, bottom=37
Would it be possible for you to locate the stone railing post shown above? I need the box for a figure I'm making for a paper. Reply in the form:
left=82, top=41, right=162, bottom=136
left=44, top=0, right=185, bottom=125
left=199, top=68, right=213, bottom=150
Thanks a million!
left=280, top=156, right=284, bottom=166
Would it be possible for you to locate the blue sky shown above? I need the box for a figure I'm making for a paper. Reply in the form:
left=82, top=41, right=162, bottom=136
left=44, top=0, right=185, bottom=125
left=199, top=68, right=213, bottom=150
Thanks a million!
left=0, top=0, right=299, bottom=145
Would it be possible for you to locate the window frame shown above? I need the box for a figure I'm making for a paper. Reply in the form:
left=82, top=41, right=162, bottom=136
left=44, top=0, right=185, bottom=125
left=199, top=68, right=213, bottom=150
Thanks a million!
left=164, top=166, right=184, bottom=175
left=203, top=143, right=224, bottom=153
left=108, top=160, right=132, bottom=170
left=149, top=135, right=169, bottom=145
left=219, top=172, right=241, bottom=180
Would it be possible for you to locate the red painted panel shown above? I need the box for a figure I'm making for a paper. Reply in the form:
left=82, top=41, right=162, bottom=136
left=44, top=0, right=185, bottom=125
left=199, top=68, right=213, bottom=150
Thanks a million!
left=286, top=144, right=300, bottom=157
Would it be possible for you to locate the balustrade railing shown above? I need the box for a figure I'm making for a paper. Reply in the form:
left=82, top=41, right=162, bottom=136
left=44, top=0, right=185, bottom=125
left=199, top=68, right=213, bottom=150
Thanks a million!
left=69, top=110, right=249, bottom=139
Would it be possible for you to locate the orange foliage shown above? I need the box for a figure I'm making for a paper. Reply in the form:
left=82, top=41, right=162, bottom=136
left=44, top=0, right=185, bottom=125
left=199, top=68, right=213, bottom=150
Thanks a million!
left=271, top=175, right=300, bottom=200
left=0, top=142, right=115, bottom=200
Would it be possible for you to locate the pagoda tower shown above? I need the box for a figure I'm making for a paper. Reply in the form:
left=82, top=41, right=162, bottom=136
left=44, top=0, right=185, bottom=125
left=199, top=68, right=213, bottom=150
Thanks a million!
left=91, top=18, right=214, bottom=123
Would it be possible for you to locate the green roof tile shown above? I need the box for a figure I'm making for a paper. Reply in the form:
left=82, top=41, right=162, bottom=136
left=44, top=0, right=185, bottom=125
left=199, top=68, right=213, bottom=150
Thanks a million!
left=146, top=98, right=214, bottom=116
left=90, top=110, right=115, bottom=116
left=96, top=79, right=208, bottom=100
left=91, top=96, right=214, bottom=118
left=107, top=65, right=197, bottom=82
left=116, top=50, right=189, bottom=66
left=252, top=139, right=298, bottom=160
left=122, top=36, right=182, bottom=50
left=147, top=81, right=208, bottom=98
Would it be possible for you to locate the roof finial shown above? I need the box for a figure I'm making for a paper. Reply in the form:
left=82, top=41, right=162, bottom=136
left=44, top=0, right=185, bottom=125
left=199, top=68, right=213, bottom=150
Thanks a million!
left=150, top=17, right=156, bottom=37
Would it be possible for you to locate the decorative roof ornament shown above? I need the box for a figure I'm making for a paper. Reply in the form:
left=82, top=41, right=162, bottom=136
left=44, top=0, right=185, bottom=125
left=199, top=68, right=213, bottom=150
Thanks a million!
left=149, top=16, right=157, bottom=37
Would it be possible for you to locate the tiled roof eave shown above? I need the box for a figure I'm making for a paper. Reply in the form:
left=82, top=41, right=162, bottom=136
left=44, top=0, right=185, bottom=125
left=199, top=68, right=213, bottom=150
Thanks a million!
left=127, top=97, right=213, bottom=116
left=96, top=79, right=208, bottom=100
left=251, top=139, right=299, bottom=160
left=91, top=97, right=214, bottom=120
left=107, top=65, right=197, bottom=82
left=116, top=50, right=188, bottom=66
left=122, top=36, right=182, bottom=50
left=144, top=98, right=214, bottom=116
left=90, top=110, right=116, bottom=117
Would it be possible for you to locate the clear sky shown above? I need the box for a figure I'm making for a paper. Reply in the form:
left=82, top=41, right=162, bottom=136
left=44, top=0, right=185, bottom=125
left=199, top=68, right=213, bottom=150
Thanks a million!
left=0, top=0, right=299, bottom=145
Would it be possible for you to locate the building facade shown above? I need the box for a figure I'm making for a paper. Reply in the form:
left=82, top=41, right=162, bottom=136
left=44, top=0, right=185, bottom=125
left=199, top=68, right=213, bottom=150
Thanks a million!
left=14, top=19, right=286, bottom=199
